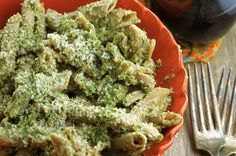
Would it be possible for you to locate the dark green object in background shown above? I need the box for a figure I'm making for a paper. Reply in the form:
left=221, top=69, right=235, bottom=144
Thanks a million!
left=151, top=0, right=236, bottom=42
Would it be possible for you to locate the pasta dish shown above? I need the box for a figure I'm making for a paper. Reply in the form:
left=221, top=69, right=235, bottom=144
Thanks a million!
left=0, top=0, right=182, bottom=155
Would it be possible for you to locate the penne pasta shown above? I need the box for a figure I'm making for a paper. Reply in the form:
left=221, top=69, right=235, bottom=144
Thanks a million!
left=124, top=90, right=145, bottom=107
left=18, top=0, right=46, bottom=55
left=4, top=70, right=72, bottom=118
left=74, top=72, right=97, bottom=96
left=46, top=31, right=103, bottom=78
left=146, top=112, right=182, bottom=128
left=79, top=0, right=118, bottom=20
left=0, top=14, right=21, bottom=86
left=111, top=132, right=147, bottom=155
left=0, top=0, right=182, bottom=155
left=59, top=95, right=163, bottom=141
left=46, top=10, right=95, bottom=34
left=33, top=0, right=46, bottom=50
left=18, top=0, right=37, bottom=55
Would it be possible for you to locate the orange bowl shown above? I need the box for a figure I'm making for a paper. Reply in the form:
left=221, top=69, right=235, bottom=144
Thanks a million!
left=0, top=0, right=187, bottom=155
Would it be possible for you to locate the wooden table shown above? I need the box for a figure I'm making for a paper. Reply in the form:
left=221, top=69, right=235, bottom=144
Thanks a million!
left=164, top=24, right=236, bottom=156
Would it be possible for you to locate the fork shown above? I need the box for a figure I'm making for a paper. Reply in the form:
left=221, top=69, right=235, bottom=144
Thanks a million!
left=216, top=68, right=236, bottom=156
left=187, top=62, right=225, bottom=156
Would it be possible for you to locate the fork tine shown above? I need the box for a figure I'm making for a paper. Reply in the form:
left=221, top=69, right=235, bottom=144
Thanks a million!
left=201, top=63, right=214, bottom=130
left=194, top=63, right=206, bottom=131
left=187, top=64, right=199, bottom=134
left=221, top=68, right=232, bottom=129
left=188, top=63, right=225, bottom=156
left=226, top=72, right=236, bottom=136
left=217, top=68, right=225, bottom=103
left=207, top=62, right=222, bottom=131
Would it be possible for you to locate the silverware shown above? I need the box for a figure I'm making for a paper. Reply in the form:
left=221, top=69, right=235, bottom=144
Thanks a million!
left=187, top=63, right=225, bottom=156
left=217, top=68, right=236, bottom=156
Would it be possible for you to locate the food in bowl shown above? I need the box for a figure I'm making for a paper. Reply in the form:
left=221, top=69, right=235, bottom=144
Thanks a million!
left=0, top=0, right=182, bottom=155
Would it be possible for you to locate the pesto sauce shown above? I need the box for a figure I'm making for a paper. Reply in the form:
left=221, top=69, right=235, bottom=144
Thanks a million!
left=0, top=0, right=181, bottom=155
